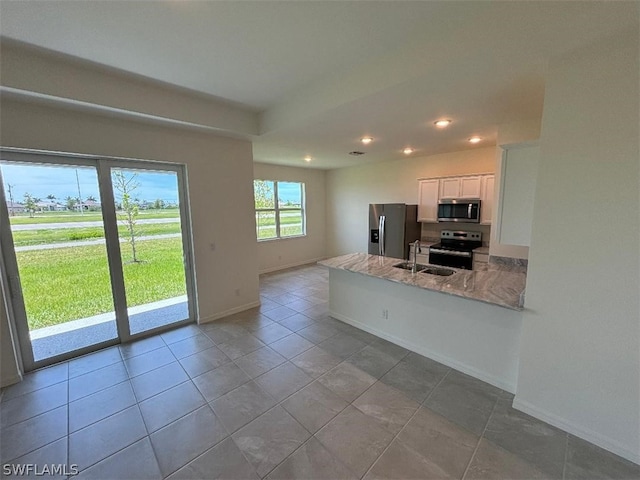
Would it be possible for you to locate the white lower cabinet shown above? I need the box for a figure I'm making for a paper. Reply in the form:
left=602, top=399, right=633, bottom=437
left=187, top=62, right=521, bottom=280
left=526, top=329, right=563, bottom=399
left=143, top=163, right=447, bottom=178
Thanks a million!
left=473, top=253, right=489, bottom=269
left=408, top=245, right=429, bottom=264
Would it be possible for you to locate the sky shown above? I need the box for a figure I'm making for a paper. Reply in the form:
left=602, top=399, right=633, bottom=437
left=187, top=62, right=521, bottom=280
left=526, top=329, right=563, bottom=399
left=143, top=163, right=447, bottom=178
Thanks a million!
left=1, top=163, right=180, bottom=204
left=277, top=182, right=302, bottom=204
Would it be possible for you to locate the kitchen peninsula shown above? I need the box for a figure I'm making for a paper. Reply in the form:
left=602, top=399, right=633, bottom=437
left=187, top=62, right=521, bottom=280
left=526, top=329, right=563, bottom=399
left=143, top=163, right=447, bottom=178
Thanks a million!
left=319, top=253, right=527, bottom=392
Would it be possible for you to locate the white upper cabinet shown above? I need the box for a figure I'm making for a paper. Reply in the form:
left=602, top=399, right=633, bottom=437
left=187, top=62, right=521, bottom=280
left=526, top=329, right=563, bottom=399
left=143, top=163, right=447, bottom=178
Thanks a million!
left=439, top=175, right=482, bottom=199
left=417, top=179, right=439, bottom=222
left=418, top=174, right=491, bottom=223
left=480, top=175, right=495, bottom=225
left=439, top=177, right=461, bottom=199
left=459, top=176, right=482, bottom=198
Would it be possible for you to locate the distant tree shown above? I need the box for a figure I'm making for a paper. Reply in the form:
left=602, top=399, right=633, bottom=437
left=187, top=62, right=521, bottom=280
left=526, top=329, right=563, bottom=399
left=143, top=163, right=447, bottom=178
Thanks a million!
left=86, top=195, right=97, bottom=202
left=153, top=198, right=165, bottom=210
left=23, top=193, right=37, bottom=217
left=113, top=170, right=141, bottom=263
left=65, top=196, right=77, bottom=211
left=46, top=194, right=56, bottom=201
left=254, top=180, right=274, bottom=208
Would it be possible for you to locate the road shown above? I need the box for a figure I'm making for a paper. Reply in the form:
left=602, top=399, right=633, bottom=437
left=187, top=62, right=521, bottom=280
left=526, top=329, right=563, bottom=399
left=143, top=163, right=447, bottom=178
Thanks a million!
left=15, top=233, right=182, bottom=252
left=11, top=217, right=180, bottom=231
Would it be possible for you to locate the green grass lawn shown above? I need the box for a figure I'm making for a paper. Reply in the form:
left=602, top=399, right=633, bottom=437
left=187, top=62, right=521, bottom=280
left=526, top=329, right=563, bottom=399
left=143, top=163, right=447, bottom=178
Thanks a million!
left=10, top=209, right=179, bottom=224
left=256, top=211, right=304, bottom=239
left=12, top=222, right=182, bottom=247
left=17, top=238, right=186, bottom=330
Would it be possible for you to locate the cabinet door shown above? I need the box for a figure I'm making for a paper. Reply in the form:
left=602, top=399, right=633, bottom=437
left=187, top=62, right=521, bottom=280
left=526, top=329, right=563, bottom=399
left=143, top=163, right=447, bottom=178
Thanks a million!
left=459, top=176, right=482, bottom=198
left=417, top=179, right=439, bottom=222
left=439, top=178, right=460, bottom=199
left=480, top=175, right=495, bottom=225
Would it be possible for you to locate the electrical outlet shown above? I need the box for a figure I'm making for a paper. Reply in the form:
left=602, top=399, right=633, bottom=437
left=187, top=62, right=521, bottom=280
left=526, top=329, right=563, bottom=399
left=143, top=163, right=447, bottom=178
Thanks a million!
left=235, top=288, right=240, bottom=296
left=382, top=308, right=389, bottom=319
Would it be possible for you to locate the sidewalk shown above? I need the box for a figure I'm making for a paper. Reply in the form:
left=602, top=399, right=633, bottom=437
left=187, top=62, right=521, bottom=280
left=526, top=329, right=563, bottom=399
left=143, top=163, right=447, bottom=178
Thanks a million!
left=15, top=233, right=182, bottom=252
left=12, top=217, right=180, bottom=231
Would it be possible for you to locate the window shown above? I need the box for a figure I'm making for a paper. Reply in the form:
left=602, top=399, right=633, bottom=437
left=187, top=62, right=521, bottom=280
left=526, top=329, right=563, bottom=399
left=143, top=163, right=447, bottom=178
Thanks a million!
left=254, top=180, right=305, bottom=240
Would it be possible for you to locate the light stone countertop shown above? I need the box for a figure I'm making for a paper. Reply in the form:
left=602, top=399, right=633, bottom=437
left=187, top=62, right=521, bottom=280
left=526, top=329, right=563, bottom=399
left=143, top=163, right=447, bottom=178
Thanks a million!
left=319, top=253, right=526, bottom=311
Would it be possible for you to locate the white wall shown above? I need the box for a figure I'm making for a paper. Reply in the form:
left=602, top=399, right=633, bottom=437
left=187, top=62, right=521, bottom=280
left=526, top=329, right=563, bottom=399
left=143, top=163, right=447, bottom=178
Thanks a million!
left=1, top=41, right=258, bottom=136
left=515, top=27, right=639, bottom=463
left=326, top=147, right=495, bottom=256
left=0, top=99, right=260, bottom=372
left=253, top=163, right=326, bottom=273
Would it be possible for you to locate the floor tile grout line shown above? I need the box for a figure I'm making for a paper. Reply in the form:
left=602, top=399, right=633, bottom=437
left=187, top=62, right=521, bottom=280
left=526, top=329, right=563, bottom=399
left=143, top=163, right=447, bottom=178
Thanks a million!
left=460, top=390, right=500, bottom=480
left=3, top=428, right=68, bottom=466
left=68, top=386, right=137, bottom=434
left=74, top=428, right=149, bottom=476
left=1, top=376, right=68, bottom=403
left=360, top=368, right=452, bottom=480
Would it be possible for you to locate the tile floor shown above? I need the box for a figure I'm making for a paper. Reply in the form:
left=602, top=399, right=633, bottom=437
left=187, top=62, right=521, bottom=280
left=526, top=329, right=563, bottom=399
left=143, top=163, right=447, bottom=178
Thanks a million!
left=1, top=264, right=638, bottom=479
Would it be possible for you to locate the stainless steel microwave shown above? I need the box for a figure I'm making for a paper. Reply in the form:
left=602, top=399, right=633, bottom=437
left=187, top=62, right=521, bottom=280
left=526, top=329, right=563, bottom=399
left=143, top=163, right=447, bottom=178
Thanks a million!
left=437, top=199, right=481, bottom=223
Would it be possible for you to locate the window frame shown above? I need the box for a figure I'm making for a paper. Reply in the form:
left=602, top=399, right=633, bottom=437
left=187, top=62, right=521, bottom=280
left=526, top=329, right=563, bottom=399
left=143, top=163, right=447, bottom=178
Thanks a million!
left=254, top=179, right=306, bottom=241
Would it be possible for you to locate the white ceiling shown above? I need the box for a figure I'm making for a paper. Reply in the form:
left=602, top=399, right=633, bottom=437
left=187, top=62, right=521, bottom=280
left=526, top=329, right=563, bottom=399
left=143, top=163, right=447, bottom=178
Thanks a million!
left=1, top=1, right=637, bottom=169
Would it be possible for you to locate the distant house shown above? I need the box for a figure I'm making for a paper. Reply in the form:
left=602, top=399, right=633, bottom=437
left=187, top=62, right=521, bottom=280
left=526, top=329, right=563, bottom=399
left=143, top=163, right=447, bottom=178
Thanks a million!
left=6, top=201, right=24, bottom=215
left=80, top=199, right=101, bottom=211
left=36, top=200, right=64, bottom=212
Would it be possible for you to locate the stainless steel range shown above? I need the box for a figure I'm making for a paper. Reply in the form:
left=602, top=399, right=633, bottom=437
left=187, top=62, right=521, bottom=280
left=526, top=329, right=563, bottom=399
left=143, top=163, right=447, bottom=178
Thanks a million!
left=429, top=230, right=482, bottom=270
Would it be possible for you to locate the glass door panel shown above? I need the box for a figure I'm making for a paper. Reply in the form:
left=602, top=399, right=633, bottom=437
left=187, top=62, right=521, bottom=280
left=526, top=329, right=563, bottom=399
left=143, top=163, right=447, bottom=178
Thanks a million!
left=110, top=167, right=189, bottom=335
left=0, top=161, right=117, bottom=364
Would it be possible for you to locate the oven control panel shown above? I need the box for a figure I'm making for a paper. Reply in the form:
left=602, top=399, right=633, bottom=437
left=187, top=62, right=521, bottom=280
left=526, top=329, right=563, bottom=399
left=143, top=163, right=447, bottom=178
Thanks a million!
left=441, top=230, right=482, bottom=241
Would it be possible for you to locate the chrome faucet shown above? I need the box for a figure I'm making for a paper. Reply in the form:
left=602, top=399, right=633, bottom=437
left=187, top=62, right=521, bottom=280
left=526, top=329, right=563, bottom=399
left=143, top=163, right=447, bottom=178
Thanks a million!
left=411, top=240, right=421, bottom=273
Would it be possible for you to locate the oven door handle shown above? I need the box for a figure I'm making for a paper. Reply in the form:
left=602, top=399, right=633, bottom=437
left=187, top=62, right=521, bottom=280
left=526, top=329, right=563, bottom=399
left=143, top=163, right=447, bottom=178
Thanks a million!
left=430, top=248, right=472, bottom=257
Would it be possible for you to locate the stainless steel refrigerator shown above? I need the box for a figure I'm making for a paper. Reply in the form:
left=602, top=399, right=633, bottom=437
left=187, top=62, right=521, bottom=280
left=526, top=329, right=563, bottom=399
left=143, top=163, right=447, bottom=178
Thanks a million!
left=368, top=204, right=421, bottom=259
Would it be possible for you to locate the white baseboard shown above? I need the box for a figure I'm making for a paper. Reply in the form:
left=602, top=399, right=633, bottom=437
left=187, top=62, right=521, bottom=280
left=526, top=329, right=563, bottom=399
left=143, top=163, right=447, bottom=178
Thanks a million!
left=512, top=397, right=640, bottom=465
left=330, top=310, right=516, bottom=393
left=259, top=257, right=327, bottom=275
left=198, top=300, right=261, bottom=324
left=1, top=372, right=23, bottom=389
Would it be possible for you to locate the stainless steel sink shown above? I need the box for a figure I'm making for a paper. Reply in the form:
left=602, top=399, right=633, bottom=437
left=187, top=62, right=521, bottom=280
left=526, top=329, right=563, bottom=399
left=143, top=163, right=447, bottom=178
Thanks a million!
left=393, top=262, right=428, bottom=272
left=421, top=267, right=456, bottom=276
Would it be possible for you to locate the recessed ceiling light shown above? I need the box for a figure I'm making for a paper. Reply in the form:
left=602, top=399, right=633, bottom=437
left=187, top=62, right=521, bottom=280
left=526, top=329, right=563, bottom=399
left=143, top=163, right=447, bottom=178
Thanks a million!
left=403, top=147, right=414, bottom=155
left=434, top=119, right=452, bottom=128
left=468, top=136, right=482, bottom=144
left=304, top=156, right=312, bottom=162
left=361, top=137, right=373, bottom=145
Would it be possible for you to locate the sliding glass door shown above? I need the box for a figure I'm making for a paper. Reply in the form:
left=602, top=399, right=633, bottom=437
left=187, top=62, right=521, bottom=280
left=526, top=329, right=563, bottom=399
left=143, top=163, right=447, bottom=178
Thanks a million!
left=109, top=166, right=190, bottom=336
left=0, top=160, right=118, bottom=364
left=0, top=151, right=195, bottom=371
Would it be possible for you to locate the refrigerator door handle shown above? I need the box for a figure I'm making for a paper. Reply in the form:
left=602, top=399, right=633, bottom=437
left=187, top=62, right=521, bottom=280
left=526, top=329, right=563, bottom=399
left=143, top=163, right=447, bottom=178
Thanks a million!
left=378, top=215, right=386, bottom=256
